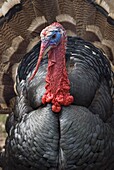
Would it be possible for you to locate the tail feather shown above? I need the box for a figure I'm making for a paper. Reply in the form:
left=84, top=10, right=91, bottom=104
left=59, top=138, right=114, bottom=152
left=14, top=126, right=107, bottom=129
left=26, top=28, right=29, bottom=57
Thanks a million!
left=0, top=0, right=114, bottom=113
left=21, top=0, right=36, bottom=20
left=7, top=10, right=31, bottom=39
left=104, top=23, right=114, bottom=41
left=32, top=0, right=59, bottom=23
left=71, top=0, right=90, bottom=37
left=85, top=10, right=114, bottom=64
left=0, top=34, right=10, bottom=54
left=0, top=24, right=18, bottom=54
left=58, top=0, right=74, bottom=17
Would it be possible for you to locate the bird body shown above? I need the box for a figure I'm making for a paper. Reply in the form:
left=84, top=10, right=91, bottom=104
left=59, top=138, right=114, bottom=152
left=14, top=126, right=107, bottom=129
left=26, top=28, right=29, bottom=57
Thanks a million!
left=1, top=35, right=114, bottom=170
left=0, top=0, right=114, bottom=170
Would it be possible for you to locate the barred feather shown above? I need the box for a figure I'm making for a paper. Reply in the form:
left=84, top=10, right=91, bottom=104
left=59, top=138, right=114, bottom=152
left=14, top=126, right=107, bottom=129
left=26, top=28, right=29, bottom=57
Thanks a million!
left=0, top=0, right=113, bottom=113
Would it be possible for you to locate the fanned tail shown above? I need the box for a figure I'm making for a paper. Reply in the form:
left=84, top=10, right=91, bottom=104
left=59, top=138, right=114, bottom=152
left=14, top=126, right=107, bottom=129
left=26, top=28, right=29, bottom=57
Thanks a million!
left=0, top=0, right=114, bottom=113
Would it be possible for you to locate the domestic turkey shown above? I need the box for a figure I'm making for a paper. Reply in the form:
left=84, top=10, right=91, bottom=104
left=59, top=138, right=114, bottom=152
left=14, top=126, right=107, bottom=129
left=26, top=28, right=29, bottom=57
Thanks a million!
left=0, top=0, right=114, bottom=170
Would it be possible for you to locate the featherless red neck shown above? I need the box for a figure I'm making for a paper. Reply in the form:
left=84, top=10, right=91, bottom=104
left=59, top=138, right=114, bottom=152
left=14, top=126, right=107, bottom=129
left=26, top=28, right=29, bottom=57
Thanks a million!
left=29, top=22, right=74, bottom=112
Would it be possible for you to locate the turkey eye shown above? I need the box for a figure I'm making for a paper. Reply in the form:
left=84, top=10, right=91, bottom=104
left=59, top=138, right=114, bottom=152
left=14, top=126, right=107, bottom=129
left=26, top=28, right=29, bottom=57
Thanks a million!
left=52, top=34, right=56, bottom=39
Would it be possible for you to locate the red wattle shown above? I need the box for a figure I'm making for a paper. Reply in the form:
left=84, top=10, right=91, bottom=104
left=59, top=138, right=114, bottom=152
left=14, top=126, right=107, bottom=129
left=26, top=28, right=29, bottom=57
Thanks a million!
left=42, top=38, right=74, bottom=112
left=52, top=104, right=61, bottom=113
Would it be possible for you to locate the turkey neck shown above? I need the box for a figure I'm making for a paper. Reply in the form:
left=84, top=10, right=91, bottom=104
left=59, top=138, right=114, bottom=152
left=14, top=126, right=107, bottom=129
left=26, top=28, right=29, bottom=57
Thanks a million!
left=42, top=40, right=74, bottom=112
left=47, top=41, right=69, bottom=95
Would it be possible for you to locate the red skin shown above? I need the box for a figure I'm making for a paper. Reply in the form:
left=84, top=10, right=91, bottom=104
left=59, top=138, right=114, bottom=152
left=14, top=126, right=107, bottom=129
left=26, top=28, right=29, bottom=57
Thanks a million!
left=41, top=38, right=74, bottom=112
left=29, top=23, right=74, bottom=112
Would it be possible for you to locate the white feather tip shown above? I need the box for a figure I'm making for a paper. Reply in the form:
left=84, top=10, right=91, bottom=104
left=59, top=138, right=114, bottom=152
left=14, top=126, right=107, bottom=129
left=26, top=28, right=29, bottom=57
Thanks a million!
left=2, top=0, right=20, bottom=16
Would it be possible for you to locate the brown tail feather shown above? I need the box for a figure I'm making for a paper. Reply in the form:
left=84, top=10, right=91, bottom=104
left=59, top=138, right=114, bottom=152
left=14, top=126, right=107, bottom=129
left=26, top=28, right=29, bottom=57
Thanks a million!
left=0, top=0, right=114, bottom=114
left=32, top=0, right=59, bottom=23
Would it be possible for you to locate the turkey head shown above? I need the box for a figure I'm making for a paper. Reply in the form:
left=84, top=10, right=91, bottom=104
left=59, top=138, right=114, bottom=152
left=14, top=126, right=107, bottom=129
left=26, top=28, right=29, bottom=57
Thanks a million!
left=29, top=22, right=74, bottom=112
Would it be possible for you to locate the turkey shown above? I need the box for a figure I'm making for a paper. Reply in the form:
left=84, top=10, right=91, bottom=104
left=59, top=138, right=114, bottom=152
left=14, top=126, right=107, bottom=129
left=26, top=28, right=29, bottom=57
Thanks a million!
left=0, top=0, right=114, bottom=170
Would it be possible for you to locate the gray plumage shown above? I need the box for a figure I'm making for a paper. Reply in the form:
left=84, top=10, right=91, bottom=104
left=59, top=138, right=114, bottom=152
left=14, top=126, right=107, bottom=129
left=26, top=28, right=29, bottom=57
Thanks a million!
left=1, top=37, right=114, bottom=170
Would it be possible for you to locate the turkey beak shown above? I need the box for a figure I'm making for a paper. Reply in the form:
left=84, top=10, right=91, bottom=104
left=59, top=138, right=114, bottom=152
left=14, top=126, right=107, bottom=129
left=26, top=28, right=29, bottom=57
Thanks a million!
left=40, top=41, right=51, bottom=58
left=29, top=40, right=51, bottom=81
